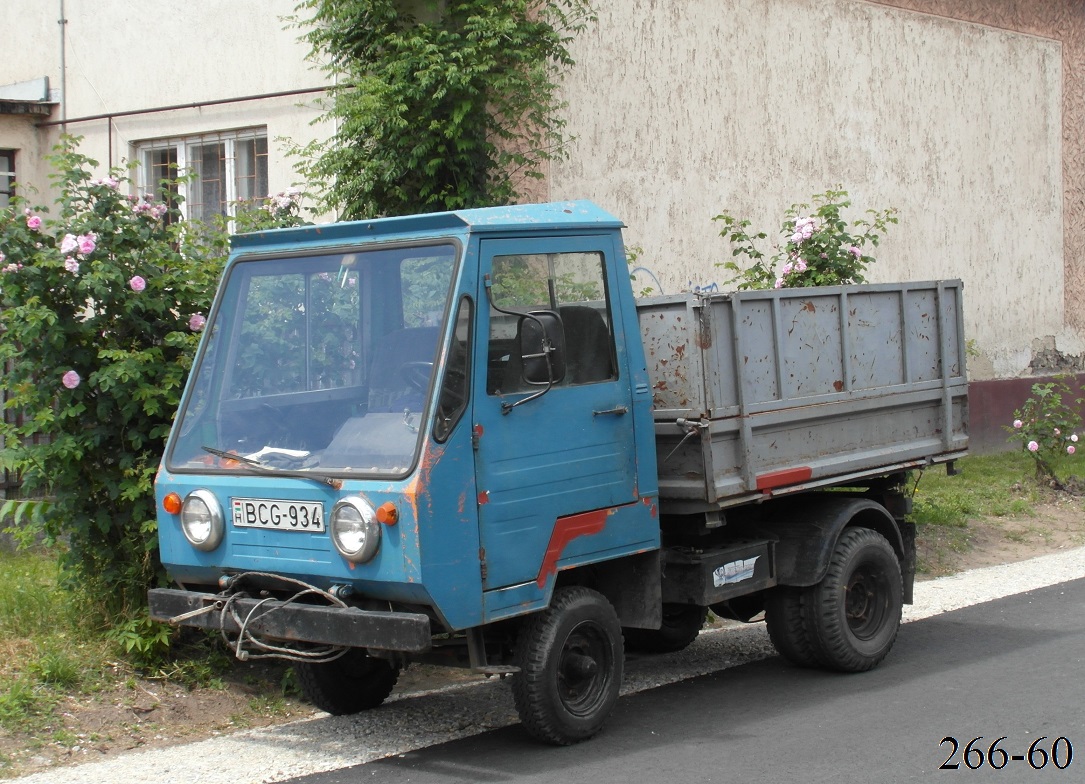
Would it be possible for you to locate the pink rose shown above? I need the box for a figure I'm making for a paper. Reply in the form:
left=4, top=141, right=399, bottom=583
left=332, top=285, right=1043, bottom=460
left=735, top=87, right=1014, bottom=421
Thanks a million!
left=188, top=313, right=206, bottom=332
left=26, top=215, right=42, bottom=230
left=60, top=234, right=78, bottom=254
left=62, top=370, right=81, bottom=389
left=129, top=275, right=146, bottom=292
left=78, top=233, right=97, bottom=255
left=1027, top=441, right=1039, bottom=452
left=1068, top=445, right=1076, bottom=455
left=1013, top=419, right=1023, bottom=429
left=64, top=257, right=80, bottom=274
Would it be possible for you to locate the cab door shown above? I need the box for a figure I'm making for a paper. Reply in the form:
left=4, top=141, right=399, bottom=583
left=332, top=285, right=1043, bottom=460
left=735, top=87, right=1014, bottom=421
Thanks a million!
left=473, top=235, right=638, bottom=591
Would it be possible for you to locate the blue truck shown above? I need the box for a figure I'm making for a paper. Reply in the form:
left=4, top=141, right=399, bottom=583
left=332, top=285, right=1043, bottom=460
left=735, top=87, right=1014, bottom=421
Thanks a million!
left=149, top=201, right=968, bottom=745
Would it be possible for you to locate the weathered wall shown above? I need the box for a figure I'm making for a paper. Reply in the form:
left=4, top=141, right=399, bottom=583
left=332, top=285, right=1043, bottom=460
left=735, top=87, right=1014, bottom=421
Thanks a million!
left=549, top=0, right=1068, bottom=382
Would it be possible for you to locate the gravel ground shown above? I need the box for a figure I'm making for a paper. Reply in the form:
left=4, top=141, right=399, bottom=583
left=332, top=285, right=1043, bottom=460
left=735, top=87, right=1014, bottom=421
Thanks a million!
left=14, top=546, right=1085, bottom=784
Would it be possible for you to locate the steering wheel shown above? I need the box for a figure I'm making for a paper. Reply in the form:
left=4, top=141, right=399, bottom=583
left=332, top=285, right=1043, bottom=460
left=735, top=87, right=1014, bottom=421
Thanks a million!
left=398, top=361, right=434, bottom=391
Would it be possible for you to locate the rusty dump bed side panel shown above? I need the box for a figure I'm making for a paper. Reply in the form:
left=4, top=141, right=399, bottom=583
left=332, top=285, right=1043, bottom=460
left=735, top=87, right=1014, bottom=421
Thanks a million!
left=639, top=281, right=968, bottom=510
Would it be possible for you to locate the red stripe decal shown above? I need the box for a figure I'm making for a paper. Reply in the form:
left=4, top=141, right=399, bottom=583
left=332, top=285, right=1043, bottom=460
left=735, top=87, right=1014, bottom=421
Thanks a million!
left=536, top=508, right=610, bottom=588
left=756, top=467, right=813, bottom=492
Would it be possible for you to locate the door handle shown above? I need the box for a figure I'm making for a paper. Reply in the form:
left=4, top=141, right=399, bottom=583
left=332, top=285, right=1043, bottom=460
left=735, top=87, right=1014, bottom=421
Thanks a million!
left=592, top=406, right=628, bottom=417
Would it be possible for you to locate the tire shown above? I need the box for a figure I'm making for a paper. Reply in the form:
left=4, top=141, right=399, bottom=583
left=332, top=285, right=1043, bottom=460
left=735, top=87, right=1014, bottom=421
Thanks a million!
left=803, top=527, right=903, bottom=672
left=764, top=586, right=822, bottom=668
left=294, top=647, right=400, bottom=715
left=623, top=603, right=707, bottom=654
left=511, top=587, right=624, bottom=745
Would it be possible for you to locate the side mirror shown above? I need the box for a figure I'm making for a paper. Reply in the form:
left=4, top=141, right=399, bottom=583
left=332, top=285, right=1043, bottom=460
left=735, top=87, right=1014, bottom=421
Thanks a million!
left=518, top=311, right=566, bottom=386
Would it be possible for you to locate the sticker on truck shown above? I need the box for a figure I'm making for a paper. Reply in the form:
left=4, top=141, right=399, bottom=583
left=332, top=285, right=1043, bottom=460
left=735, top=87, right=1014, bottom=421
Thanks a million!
left=713, top=556, right=759, bottom=587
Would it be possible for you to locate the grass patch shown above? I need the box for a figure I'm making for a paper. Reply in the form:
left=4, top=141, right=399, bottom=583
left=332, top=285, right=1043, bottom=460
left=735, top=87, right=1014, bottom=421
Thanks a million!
left=0, top=546, right=107, bottom=733
left=908, top=449, right=1082, bottom=574
left=909, top=451, right=1051, bottom=527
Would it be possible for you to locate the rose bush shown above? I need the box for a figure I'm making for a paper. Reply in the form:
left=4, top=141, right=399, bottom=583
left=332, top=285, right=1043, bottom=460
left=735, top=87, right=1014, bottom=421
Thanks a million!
left=713, top=187, right=898, bottom=290
left=1006, top=377, right=1082, bottom=485
left=0, top=137, right=305, bottom=617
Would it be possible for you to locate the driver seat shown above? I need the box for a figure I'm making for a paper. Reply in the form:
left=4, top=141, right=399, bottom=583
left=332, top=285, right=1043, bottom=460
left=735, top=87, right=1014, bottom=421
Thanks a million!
left=368, top=327, right=440, bottom=412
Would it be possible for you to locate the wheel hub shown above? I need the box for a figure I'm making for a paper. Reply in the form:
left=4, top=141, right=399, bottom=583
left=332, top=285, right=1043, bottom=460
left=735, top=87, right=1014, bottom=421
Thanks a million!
left=845, top=566, right=887, bottom=640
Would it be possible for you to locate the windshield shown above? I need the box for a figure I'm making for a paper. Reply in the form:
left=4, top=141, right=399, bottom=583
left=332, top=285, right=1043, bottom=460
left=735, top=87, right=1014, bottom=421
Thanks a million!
left=167, top=242, right=459, bottom=476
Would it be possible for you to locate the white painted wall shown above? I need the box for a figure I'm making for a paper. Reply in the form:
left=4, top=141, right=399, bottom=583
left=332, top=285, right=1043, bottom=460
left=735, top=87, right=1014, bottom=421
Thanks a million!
left=0, top=0, right=330, bottom=214
left=550, top=0, right=1065, bottom=380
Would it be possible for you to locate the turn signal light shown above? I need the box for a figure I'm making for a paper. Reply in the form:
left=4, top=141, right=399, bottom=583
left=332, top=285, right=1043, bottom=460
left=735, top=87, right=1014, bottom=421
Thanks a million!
left=376, top=502, right=399, bottom=525
left=162, top=492, right=183, bottom=515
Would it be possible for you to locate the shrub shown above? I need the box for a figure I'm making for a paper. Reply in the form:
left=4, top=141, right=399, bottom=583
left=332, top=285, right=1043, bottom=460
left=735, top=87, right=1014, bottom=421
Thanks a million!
left=1006, top=377, right=1082, bottom=485
left=714, top=187, right=898, bottom=290
left=0, top=138, right=305, bottom=619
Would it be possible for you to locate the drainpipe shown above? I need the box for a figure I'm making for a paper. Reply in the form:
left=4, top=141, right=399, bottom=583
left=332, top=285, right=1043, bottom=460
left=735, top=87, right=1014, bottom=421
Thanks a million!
left=59, top=0, right=67, bottom=129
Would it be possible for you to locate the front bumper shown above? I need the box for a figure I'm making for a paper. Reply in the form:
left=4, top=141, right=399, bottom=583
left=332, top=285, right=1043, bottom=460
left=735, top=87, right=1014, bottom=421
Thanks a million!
left=149, top=588, right=432, bottom=652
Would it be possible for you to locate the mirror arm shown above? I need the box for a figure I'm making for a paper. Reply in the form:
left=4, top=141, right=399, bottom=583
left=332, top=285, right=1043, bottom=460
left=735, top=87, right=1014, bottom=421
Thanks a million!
left=485, top=274, right=559, bottom=415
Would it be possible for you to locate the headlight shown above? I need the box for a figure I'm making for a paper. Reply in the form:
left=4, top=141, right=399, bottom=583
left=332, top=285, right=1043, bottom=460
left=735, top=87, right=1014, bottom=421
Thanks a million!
left=331, top=496, right=381, bottom=564
left=180, top=489, right=225, bottom=552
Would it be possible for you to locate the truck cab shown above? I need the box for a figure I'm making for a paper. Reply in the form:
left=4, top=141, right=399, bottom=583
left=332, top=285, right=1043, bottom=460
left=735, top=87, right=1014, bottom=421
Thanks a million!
left=151, top=202, right=662, bottom=743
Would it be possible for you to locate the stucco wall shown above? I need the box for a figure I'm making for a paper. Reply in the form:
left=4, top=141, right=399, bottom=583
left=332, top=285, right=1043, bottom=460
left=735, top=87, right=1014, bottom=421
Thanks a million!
left=549, top=0, right=1067, bottom=381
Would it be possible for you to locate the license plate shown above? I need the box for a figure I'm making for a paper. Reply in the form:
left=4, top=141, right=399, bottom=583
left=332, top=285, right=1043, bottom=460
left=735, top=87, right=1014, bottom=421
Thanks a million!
left=231, top=498, right=325, bottom=532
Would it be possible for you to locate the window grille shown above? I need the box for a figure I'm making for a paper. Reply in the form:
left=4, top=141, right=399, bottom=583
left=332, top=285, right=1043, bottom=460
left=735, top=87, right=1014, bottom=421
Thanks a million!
left=135, top=129, right=269, bottom=225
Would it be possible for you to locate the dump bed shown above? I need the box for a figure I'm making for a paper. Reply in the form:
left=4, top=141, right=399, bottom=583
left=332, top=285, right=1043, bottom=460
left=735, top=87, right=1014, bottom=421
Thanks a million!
left=638, top=280, right=968, bottom=512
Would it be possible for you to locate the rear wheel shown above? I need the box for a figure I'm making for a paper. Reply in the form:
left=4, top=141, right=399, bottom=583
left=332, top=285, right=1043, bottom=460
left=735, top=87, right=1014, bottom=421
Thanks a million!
left=512, top=587, right=624, bottom=745
left=764, top=586, right=822, bottom=667
left=294, top=647, right=400, bottom=715
left=804, top=527, right=903, bottom=672
left=623, top=603, right=707, bottom=654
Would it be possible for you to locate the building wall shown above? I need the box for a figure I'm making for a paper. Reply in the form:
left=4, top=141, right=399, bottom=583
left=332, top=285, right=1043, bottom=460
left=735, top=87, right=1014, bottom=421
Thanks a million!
left=549, top=0, right=1069, bottom=384
left=0, top=0, right=330, bottom=210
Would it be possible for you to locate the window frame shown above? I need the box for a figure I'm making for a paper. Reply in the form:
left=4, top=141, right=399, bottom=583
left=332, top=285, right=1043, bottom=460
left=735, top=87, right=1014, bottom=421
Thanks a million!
left=134, top=128, right=268, bottom=226
left=0, top=150, right=15, bottom=209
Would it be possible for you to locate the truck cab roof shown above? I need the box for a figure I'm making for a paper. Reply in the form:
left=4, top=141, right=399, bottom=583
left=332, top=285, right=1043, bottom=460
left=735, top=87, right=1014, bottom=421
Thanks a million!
left=230, top=200, right=625, bottom=254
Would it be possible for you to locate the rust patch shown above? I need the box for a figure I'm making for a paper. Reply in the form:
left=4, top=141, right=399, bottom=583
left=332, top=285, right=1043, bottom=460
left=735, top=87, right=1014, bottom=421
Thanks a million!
left=802, top=301, right=816, bottom=313
left=833, top=380, right=844, bottom=392
left=535, top=508, right=611, bottom=588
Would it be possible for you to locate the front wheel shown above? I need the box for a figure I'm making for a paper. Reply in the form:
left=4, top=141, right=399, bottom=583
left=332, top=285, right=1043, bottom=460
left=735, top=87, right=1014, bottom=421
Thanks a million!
left=804, top=527, right=903, bottom=672
left=294, top=648, right=400, bottom=715
left=511, top=587, right=624, bottom=745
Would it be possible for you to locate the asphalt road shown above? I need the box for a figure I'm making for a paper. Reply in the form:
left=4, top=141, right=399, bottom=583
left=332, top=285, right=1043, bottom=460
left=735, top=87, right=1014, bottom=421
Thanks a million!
left=286, top=577, right=1085, bottom=784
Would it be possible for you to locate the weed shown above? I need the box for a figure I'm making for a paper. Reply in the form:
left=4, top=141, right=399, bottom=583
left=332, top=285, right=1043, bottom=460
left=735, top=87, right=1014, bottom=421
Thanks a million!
left=0, top=678, right=53, bottom=731
left=248, top=694, right=288, bottom=717
left=29, top=648, right=84, bottom=688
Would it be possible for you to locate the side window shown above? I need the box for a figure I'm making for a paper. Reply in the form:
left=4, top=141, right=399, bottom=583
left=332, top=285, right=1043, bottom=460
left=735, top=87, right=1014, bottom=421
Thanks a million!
left=487, top=251, right=617, bottom=394
left=433, top=297, right=472, bottom=442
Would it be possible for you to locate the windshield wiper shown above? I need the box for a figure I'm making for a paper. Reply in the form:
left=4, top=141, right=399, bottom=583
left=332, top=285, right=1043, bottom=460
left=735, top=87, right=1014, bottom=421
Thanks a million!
left=201, top=445, right=343, bottom=490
